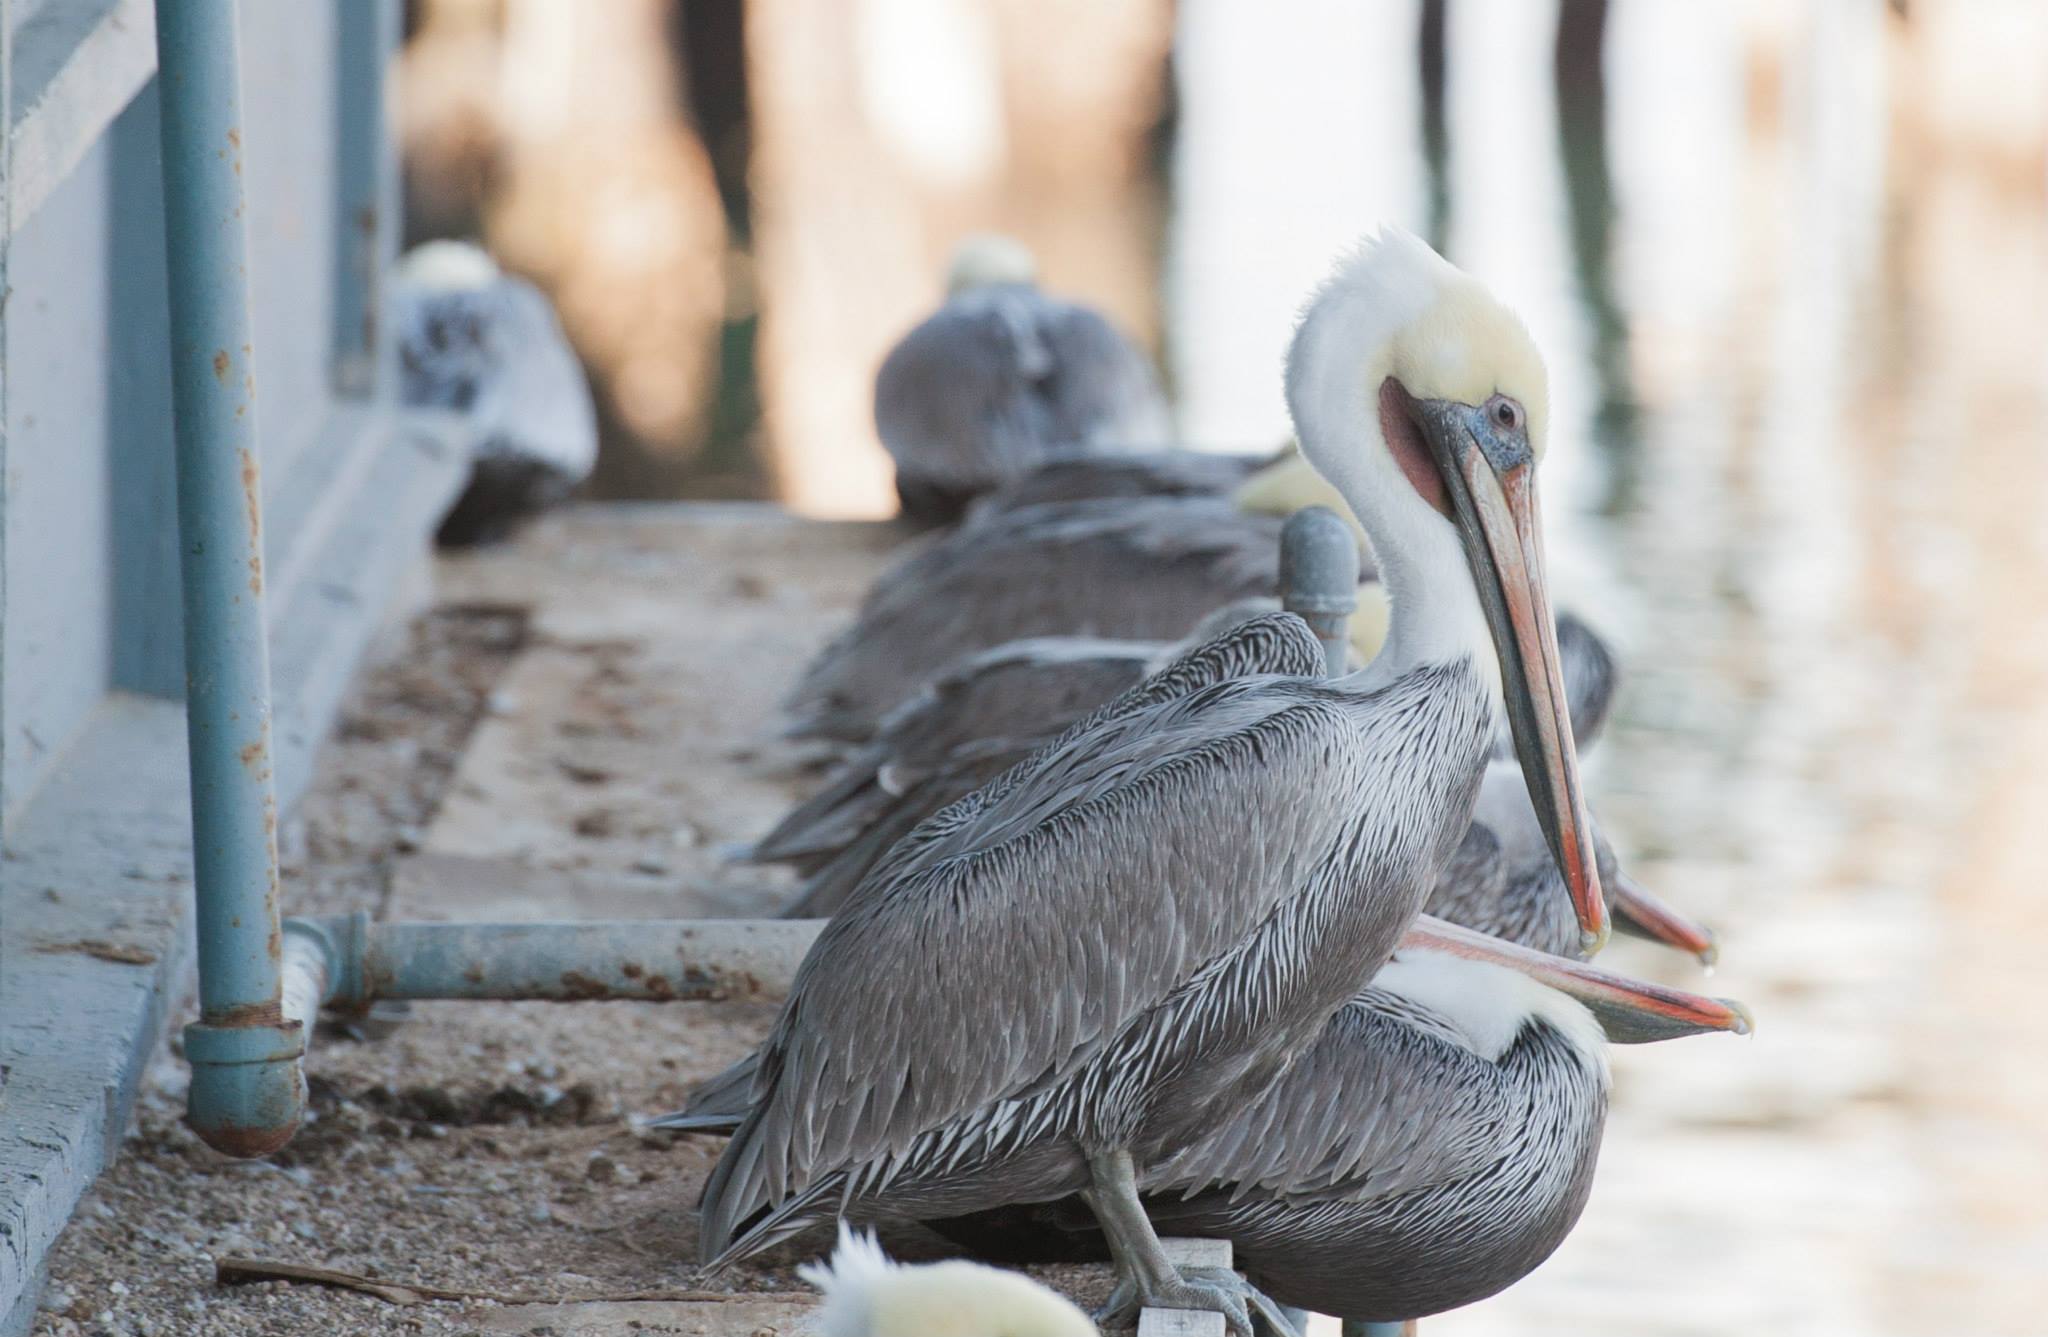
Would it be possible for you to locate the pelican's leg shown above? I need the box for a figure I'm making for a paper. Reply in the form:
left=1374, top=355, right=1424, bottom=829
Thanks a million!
left=1090, top=1211, right=1143, bottom=1325
left=1081, top=1148, right=1255, bottom=1337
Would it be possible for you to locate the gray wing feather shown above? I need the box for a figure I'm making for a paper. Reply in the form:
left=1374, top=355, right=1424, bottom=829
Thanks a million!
left=650, top=1052, right=759, bottom=1130
left=784, top=614, right=1323, bottom=918
left=1148, top=994, right=1521, bottom=1207
left=882, top=639, right=1160, bottom=784
left=776, top=750, right=1017, bottom=919
left=752, top=638, right=1154, bottom=866
left=748, top=742, right=901, bottom=865
left=859, top=614, right=1326, bottom=884
left=783, top=496, right=1292, bottom=741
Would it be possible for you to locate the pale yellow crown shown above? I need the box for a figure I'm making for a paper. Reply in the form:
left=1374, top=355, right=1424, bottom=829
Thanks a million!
left=1387, top=264, right=1550, bottom=459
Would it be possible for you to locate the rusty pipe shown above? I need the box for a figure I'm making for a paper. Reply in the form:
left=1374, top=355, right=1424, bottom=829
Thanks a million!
left=286, top=914, right=825, bottom=1010
left=156, top=0, right=303, bottom=1159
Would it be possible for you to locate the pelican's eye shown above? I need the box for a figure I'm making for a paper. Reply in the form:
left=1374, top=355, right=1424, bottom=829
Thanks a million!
left=1488, top=395, right=1523, bottom=433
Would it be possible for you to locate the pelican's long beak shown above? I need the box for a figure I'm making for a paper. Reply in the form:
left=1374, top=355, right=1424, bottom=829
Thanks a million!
left=1400, top=915, right=1751, bottom=1042
left=1412, top=397, right=1608, bottom=952
left=1611, top=870, right=1719, bottom=967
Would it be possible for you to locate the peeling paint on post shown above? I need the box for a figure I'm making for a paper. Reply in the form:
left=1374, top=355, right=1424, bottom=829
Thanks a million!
left=155, top=0, right=304, bottom=1157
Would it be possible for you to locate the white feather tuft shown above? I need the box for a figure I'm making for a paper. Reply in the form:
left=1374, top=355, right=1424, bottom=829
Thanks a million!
left=1376, top=950, right=1608, bottom=1076
left=799, top=1220, right=1098, bottom=1337
left=799, top=1220, right=898, bottom=1332
left=396, top=239, right=501, bottom=293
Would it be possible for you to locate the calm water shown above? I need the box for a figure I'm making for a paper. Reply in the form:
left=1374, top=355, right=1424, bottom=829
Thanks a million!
left=1170, top=2, right=2048, bottom=1333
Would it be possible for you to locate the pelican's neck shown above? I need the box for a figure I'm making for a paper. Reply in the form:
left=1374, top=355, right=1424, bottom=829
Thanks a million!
left=1326, top=454, right=1495, bottom=696
left=1282, top=234, right=1500, bottom=699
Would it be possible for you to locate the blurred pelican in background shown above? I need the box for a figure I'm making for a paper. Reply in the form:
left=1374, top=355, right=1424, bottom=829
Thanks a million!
left=392, top=240, right=598, bottom=546
left=875, top=235, right=1173, bottom=525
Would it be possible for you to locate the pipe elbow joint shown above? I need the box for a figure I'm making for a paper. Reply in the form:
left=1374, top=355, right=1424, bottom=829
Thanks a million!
left=183, top=1014, right=307, bottom=1158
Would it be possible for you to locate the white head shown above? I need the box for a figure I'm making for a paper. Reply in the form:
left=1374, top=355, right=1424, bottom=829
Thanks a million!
left=1285, top=230, right=1607, bottom=952
left=946, top=233, right=1039, bottom=294
left=1285, top=230, right=1549, bottom=673
left=396, top=239, right=501, bottom=294
left=800, top=1222, right=1098, bottom=1337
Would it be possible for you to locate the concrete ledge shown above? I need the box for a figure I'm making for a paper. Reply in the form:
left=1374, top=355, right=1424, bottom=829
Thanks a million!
left=0, top=406, right=467, bottom=1334
left=267, top=405, right=469, bottom=804
left=0, top=695, right=194, bottom=1336
left=8, top=0, right=158, bottom=232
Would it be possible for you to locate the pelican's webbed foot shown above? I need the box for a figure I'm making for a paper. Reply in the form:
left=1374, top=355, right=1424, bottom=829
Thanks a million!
left=1089, top=1269, right=1257, bottom=1337
left=1080, top=1148, right=1263, bottom=1337
left=1185, top=1267, right=1306, bottom=1337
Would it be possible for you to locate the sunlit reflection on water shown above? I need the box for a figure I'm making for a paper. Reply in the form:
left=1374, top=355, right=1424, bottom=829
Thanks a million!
left=1174, top=2, right=2048, bottom=1332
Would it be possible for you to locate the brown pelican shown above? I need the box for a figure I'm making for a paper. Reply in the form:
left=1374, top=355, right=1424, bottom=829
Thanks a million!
left=756, top=611, right=1605, bottom=922
left=697, top=232, right=1610, bottom=1337
left=391, top=240, right=597, bottom=546
left=800, top=1221, right=1097, bottom=1337
left=876, top=235, right=1172, bottom=525
left=781, top=494, right=1354, bottom=742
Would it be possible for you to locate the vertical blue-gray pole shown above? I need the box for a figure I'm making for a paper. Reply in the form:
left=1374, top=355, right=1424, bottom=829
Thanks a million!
left=156, top=0, right=304, bottom=1157
left=0, top=0, right=12, bottom=841
left=1280, top=506, right=1362, bottom=677
left=331, top=0, right=399, bottom=394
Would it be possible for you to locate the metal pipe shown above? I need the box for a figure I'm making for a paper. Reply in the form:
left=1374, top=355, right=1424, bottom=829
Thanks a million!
left=1280, top=506, right=1362, bottom=676
left=330, top=0, right=399, bottom=393
left=280, top=927, right=331, bottom=1038
left=156, top=0, right=303, bottom=1159
left=286, top=914, right=824, bottom=1009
